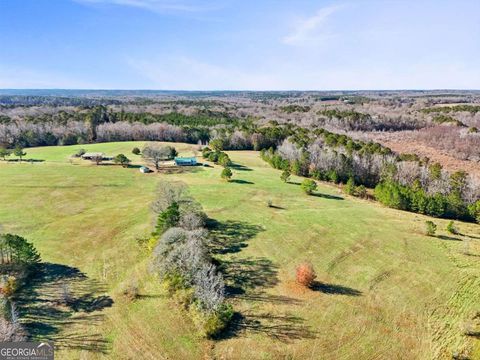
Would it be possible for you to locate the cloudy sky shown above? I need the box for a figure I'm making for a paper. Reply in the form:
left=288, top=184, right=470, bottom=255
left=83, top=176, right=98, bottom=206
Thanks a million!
left=0, top=0, right=479, bottom=90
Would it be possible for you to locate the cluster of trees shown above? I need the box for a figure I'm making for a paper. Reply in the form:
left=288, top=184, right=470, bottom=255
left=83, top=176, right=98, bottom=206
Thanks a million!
left=0, top=120, right=89, bottom=148
left=262, top=127, right=394, bottom=188
left=279, top=105, right=311, bottom=113
left=202, top=140, right=232, bottom=167
left=96, top=122, right=189, bottom=143
left=317, top=108, right=420, bottom=131
left=432, top=114, right=464, bottom=126
left=150, top=182, right=233, bottom=337
left=413, top=126, right=480, bottom=161
left=0, top=233, right=41, bottom=342
left=0, top=146, right=26, bottom=161
left=0, top=234, right=41, bottom=267
left=0, top=105, right=237, bottom=148
left=0, top=95, right=122, bottom=107
left=375, top=167, right=480, bottom=221
left=201, top=141, right=236, bottom=181
left=260, top=126, right=480, bottom=222
left=142, top=145, right=177, bottom=171
left=421, top=105, right=480, bottom=114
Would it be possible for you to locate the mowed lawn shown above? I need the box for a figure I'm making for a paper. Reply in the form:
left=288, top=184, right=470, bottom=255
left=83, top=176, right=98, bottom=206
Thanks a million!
left=0, top=142, right=479, bottom=359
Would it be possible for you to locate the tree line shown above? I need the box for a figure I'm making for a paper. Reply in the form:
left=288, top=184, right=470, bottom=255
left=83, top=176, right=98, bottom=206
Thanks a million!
left=259, top=125, right=480, bottom=222
left=149, top=181, right=233, bottom=338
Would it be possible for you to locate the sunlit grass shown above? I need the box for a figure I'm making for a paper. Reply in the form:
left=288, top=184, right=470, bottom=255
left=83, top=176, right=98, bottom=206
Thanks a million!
left=0, top=142, right=479, bottom=359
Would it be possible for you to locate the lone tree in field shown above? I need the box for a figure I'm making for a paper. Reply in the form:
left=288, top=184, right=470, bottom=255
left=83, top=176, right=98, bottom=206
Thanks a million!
left=0, top=147, right=10, bottom=161
left=91, top=154, right=103, bottom=165
left=221, top=167, right=232, bottom=182
left=296, top=263, right=317, bottom=288
left=446, top=220, right=458, bottom=235
left=280, top=169, right=291, bottom=183
left=301, top=179, right=317, bottom=195
left=132, top=147, right=141, bottom=155
left=425, top=221, right=437, bottom=236
left=113, top=154, right=131, bottom=168
left=13, top=146, right=26, bottom=162
left=142, top=145, right=178, bottom=171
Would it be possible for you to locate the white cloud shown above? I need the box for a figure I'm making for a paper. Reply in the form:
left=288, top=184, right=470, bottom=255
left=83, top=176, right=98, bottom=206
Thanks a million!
left=282, top=4, right=345, bottom=46
left=75, top=0, right=218, bottom=13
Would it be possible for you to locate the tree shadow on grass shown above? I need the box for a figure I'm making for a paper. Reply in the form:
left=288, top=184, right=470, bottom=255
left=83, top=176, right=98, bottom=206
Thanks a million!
left=6, top=159, right=45, bottom=163
left=230, top=163, right=253, bottom=171
left=207, top=218, right=314, bottom=342
left=436, top=235, right=462, bottom=241
left=206, top=219, right=264, bottom=255
left=230, top=179, right=254, bottom=185
left=310, top=192, right=344, bottom=200
left=311, top=281, right=362, bottom=296
left=14, top=263, right=113, bottom=354
left=217, top=312, right=316, bottom=342
left=268, top=205, right=286, bottom=210
left=220, top=257, right=279, bottom=295
left=459, top=233, right=480, bottom=240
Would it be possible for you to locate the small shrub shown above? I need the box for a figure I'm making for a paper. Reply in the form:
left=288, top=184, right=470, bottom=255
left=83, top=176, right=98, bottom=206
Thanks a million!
left=446, top=220, right=458, bottom=235
left=425, top=221, right=437, bottom=236
left=121, top=280, right=139, bottom=301
left=280, top=169, right=291, bottom=183
left=190, top=303, right=233, bottom=338
left=296, top=263, right=317, bottom=288
left=1, top=277, right=17, bottom=298
left=344, top=177, right=355, bottom=195
left=301, top=179, right=317, bottom=195
left=221, top=167, right=232, bottom=181
left=73, top=148, right=86, bottom=157
left=132, top=147, right=141, bottom=155
left=356, top=185, right=367, bottom=199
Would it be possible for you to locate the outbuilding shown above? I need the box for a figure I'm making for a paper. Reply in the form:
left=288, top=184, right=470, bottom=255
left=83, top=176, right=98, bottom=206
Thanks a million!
left=139, top=166, right=152, bottom=173
left=174, top=157, right=197, bottom=166
left=81, top=152, right=105, bottom=160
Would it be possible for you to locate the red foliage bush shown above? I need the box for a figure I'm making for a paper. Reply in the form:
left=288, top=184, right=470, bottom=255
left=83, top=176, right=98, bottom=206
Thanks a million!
left=296, top=263, right=317, bottom=288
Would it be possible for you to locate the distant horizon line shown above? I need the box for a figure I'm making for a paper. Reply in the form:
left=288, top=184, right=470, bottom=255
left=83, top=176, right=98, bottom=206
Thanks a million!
left=1, top=88, right=479, bottom=93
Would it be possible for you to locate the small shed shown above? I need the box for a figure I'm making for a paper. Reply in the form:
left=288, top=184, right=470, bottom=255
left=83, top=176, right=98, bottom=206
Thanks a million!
left=139, top=166, right=152, bottom=173
left=174, top=157, right=197, bottom=166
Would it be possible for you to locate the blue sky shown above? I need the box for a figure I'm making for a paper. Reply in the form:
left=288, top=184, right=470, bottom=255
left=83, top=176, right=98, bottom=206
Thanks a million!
left=0, top=0, right=479, bottom=90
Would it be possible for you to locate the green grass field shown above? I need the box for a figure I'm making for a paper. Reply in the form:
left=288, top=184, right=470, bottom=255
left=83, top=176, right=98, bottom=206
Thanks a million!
left=0, top=141, right=479, bottom=359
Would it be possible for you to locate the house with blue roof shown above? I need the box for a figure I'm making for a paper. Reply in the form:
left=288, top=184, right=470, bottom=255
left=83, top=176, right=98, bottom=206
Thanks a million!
left=174, top=157, right=197, bottom=166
